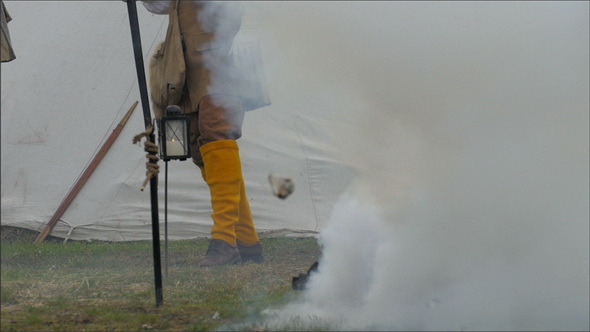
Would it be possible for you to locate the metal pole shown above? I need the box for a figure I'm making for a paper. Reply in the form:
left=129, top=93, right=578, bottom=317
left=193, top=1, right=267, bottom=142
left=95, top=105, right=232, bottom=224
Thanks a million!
left=125, top=0, right=163, bottom=307
left=165, top=160, right=169, bottom=278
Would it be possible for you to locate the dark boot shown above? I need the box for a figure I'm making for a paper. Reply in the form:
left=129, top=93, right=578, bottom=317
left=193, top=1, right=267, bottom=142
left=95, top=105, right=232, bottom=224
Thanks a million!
left=199, top=239, right=241, bottom=267
left=237, top=240, right=263, bottom=263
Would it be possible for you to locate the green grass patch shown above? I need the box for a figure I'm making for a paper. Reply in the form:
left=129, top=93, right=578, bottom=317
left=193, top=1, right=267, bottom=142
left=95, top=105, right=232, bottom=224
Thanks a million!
left=1, top=228, right=321, bottom=331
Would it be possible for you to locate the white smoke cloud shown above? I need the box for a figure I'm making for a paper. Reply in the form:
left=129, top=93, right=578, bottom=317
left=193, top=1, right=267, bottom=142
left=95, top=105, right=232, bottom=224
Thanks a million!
left=251, top=1, right=589, bottom=330
left=196, top=1, right=270, bottom=116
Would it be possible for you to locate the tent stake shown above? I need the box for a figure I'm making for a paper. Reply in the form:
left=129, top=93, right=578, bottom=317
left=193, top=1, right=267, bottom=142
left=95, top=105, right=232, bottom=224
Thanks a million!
left=35, top=101, right=138, bottom=244
left=126, top=0, right=163, bottom=307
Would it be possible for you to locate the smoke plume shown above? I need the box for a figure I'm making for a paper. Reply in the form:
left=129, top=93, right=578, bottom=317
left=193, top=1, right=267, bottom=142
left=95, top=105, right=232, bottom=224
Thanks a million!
left=253, top=1, right=589, bottom=330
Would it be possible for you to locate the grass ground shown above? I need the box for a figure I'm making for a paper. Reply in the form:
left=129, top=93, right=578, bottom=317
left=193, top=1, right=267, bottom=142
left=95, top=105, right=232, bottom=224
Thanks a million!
left=0, top=226, right=321, bottom=331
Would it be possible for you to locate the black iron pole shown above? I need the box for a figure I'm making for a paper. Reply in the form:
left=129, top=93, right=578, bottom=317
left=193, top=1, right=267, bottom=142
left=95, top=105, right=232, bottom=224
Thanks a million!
left=125, top=0, right=163, bottom=307
left=165, top=161, right=169, bottom=278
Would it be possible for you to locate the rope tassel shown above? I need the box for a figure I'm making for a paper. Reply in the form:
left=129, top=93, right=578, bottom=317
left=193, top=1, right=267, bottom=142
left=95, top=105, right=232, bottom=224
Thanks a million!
left=133, top=125, right=160, bottom=191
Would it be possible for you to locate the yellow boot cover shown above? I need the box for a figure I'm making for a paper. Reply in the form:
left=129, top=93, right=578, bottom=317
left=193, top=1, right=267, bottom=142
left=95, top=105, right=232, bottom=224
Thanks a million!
left=200, top=163, right=259, bottom=245
left=235, top=177, right=260, bottom=245
left=200, top=140, right=259, bottom=246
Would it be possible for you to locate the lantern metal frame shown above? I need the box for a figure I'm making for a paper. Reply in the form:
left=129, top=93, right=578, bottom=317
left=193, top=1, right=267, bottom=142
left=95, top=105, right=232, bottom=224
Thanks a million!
left=157, top=104, right=191, bottom=278
left=158, top=105, right=191, bottom=162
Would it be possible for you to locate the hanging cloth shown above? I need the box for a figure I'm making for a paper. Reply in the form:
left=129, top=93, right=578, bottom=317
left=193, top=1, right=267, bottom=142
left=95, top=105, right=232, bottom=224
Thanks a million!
left=149, top=0, right=185, bottom=118
left=1, top=0, right=16, bottom=62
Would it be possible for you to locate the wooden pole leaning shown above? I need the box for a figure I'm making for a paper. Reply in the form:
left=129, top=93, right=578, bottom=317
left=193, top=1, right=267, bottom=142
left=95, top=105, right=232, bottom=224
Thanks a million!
left=35, top=101, right=139, bottom=244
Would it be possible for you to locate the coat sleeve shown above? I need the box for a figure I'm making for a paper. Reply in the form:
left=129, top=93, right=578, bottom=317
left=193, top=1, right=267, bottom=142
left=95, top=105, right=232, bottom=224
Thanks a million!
left=141, top=0, right=172, bottom=15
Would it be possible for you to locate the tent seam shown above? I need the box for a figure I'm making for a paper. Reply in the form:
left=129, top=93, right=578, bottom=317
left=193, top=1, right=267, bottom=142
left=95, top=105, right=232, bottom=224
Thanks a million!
left=293, top=116, right=321, bottom=232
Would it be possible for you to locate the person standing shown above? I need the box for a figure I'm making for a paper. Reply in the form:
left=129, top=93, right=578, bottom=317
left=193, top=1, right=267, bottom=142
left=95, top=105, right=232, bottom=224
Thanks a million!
left=141, top=0, right=264, bottom=267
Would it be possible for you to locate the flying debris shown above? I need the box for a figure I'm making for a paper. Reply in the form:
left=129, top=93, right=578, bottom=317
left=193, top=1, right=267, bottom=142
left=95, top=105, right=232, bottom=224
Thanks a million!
left=268, top=174, right=294, bottom=199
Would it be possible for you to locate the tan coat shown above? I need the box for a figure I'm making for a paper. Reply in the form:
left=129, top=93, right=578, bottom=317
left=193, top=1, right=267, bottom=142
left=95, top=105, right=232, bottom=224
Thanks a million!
left=176, top=1, right=242, bottom=115
left=148, top=1, right=269, bottom=116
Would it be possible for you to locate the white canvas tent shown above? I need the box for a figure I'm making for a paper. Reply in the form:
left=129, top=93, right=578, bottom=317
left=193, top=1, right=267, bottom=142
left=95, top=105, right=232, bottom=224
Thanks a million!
left=0, top=1, right=357, bottom=241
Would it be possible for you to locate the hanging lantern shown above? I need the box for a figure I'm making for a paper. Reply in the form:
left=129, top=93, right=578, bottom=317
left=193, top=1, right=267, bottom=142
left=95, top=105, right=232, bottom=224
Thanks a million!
left=159, top=105, right=190, bottom=161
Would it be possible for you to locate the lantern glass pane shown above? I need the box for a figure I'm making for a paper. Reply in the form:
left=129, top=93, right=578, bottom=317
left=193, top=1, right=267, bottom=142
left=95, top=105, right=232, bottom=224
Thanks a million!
left=164, top=119, right=188, bottom=157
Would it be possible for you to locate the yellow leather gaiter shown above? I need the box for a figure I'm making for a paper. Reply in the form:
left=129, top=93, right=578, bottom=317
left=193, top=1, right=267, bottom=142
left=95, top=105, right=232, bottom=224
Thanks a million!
left=200, top=140, right=240, bottom=245
left=235, top=177, right=260, bottom=245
